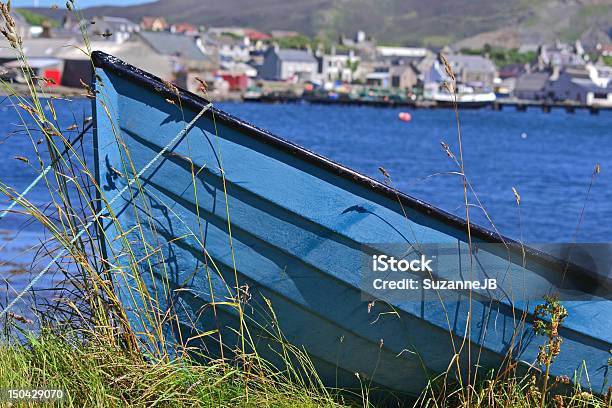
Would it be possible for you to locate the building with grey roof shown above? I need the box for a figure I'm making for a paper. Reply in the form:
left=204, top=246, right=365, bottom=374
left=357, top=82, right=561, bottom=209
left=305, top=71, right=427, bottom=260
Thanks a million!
left=445, top=54, right=497, bottom=87
left=514, top=72, right=550, bottom=100
left=423, top=53, right=497, bottom=90
left=545, top=67, right=612, bottom=105
left=137, top=31, right=216, bottom=71
left=259, top=45, right=318, bottom=81
left=58, top=38, right=173, bottom=87
left=0, top=37, right=77, bottom=64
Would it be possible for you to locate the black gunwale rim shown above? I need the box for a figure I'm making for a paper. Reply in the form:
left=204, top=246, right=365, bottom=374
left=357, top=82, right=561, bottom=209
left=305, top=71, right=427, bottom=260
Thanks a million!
left=91, top=50, right=607, bottom=284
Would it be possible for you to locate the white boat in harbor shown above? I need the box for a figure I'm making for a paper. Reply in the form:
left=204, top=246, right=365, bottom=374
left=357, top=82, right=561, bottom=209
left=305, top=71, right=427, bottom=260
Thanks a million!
left=428, top=83, right=496, bottom=108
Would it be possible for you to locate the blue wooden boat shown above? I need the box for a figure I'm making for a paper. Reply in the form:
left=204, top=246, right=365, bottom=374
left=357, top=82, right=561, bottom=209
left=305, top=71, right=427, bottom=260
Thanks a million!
left=91, top=51, right=611, bottom=398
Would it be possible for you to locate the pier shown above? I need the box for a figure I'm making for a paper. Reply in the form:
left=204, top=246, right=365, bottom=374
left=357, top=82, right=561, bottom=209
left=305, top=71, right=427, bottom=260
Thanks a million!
left=249, top=95, right=610, bottom=113
left=493, top=99, right=609, bottom=114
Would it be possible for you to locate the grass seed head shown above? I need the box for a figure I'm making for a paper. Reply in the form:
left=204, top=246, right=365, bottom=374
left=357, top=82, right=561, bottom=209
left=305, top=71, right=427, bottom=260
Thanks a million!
left=440, top=53, right=455, bottom=82
left=440, top=141, right=454, bottom=159
left=0, top=2, right=21, bottom=48
left=195, top=76, right=208, bottom=94
left=378, top=166, right=390, bottom=179
left=512, top=187, right=521, bottom=205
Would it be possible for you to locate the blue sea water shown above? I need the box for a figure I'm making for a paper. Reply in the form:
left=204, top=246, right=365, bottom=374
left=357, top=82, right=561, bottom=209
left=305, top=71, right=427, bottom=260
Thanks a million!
left=0, top=98, right=611, bottom=305
left=0, top=98, right=94, bottom=310
left=218, top=102, right=612, bottom=243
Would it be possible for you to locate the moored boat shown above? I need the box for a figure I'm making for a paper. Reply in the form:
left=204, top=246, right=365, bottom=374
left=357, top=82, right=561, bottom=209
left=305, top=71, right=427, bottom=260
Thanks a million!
left=428, top=83, right=496, bottom=108
left=92, top=51, right=611, bottom=398
left=242, top=86, right=263, bottom=101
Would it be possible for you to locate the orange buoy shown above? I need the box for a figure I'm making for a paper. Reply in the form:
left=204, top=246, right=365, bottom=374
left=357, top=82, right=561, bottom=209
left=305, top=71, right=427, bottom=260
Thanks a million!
left=398, top=112, right=412, bottom=122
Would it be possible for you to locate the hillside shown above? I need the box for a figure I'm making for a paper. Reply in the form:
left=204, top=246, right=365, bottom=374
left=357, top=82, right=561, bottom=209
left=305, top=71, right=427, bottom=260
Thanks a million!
left=23, top=0, right=612, bottom=48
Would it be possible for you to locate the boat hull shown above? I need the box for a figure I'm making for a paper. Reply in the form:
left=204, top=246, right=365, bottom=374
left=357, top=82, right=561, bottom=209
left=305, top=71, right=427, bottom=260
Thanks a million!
left=92, top=52, right=611, bottom=397
left=433, top=100, right=494, bottom=109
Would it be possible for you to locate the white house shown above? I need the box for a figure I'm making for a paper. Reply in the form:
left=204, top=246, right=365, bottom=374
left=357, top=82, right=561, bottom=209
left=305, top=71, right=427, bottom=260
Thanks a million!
left=211, top=34, right=251, bottom=68
left=319, top=48, right=360, bottom=83
left=586, top=64, right=612, bottom=88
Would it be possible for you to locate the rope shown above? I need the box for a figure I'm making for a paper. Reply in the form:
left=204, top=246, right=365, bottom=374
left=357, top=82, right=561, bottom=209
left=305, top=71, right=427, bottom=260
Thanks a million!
left=0, top=123, right=91, bottom=221
left=0, top=103, right=212, bottom=319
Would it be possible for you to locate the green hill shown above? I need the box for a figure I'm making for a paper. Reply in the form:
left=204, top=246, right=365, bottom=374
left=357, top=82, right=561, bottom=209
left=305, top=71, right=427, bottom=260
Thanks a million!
left=23, top=0, right=612, bottom=48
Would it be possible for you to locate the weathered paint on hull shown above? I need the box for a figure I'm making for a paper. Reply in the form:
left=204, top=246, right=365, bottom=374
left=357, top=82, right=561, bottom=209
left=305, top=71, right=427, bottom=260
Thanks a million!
left=92, top=52, right=611, bottom=397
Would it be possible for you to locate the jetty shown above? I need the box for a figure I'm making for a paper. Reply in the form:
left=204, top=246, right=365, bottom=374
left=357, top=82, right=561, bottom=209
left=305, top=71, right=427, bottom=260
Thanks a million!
left=493, top=98, right=609, bottom=114
left=248, top=94, right=610, bottom=113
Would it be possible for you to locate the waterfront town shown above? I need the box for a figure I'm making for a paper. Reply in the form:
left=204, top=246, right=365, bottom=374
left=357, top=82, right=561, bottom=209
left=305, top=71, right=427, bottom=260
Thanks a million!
left=1, top=10, right=611, bottom=109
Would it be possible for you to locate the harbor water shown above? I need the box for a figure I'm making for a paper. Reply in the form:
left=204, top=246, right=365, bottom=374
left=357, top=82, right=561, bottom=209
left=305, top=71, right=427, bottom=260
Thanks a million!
left=1, top=98, right=611, bottom=309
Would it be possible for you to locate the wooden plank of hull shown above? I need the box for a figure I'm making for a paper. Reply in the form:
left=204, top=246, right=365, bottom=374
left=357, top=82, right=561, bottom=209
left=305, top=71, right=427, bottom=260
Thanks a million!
left=91, top=52, right=612, bottom=396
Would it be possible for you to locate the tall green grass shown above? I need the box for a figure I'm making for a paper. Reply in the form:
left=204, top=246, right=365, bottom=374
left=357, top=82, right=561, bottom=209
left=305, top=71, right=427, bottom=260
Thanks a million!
left=0, top=330, right=349, bottom=407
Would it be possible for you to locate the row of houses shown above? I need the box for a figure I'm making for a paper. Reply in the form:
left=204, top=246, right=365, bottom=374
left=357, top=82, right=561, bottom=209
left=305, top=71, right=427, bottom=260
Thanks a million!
left=514, top=66, right=612, bottom=106
left=509, top=41, right=612, bottom=106
left=257, top=45, right=498, bottom=93
left=0, top=14, right=497, bottom=95
left=2, top=13, right=611, bottom=105
left=0, top=31, right=215, bottom=88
